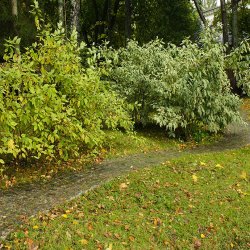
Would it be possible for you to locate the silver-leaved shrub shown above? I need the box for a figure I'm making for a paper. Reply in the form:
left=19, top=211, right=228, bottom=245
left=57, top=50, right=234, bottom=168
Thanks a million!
left=110, top=28, right=243, bottom=137
left=226, top=39, right=250, bottom=95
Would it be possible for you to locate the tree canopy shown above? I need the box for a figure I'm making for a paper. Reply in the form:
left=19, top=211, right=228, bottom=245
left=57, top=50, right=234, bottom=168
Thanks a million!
left=0, top=0, right=201, bottom=56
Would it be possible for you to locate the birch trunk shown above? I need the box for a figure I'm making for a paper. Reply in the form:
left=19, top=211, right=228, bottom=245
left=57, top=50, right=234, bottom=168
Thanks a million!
left=58, top=0, right=64, bottom=24
left=231, top=0, right=239, bottom=47
left=71, top=0, right=80, bottom=34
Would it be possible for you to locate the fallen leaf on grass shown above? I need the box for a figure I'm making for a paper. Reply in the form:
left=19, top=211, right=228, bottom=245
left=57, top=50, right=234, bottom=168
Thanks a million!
left=119, top=183, right=128, bottom=190
left=104, top=232, right=113, bottom=238
left=215, top=164, right=224, bottom=169
left=66, top=231, right=72, bottom=240
left=106, top=243, right=113, bottom=250
left=193, top=239, right=202, bottom=249
left=240, top=171, right=248, bottom=181
left=129, top=236, right=135, bottom=242
left=79, top=239, right=88, bottom=245
left=200, top=162, right=206, bottom=166
left=87, top=222, right=93, bottom=231
left=26, top=238, right=39, bottom=250
left=192, top=174, right=198, bottom=183
left=153, top=218, right=162, bottom=226
left=114, top=233, right=121, bottom=239
left=200, top=234, right=206, bottom=239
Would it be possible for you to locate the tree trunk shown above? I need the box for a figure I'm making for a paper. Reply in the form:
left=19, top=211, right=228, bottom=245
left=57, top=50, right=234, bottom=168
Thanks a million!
left=99, top=0, right=110, bottom=36
left=231, top=0, right=239, bottom=47
left=70, top=0, right=80, bottom=34
left=192, top=0, right=207, bottom=25
left=58, top=0, right=64, bottom=24
left=91, top=0, right=100, bottom=42
left=11, top=0, right=18, bottom=17
left=11, top=0, right=19, bottom=52
left=125, top=0, right=132, bottom=41
left=220, top=0, right=229, bottom=45
left=108, top=0, right=121, bottom=40
left=11, top=0, right=18, bottom=35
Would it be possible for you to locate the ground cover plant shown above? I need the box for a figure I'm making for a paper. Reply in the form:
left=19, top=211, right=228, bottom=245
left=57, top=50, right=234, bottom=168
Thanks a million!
left=2, top=146, right=250, bottom=249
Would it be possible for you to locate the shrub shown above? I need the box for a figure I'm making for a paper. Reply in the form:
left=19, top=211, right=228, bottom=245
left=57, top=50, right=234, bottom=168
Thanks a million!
left=109, top=28, right=242, bottom=138
left=0, top=24, right=132, bottom=165
left=226, top=39, right=250, bottom=95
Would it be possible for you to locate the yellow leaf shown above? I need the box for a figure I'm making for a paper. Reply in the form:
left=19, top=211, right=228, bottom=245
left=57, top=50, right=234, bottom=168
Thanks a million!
left=79, top=239, right=88, bottom=245
left=200, top=162, right=206, bottom=166
left=200, top=234, right=206, bottom=239
left=33, top=225, right=39, bottom=230
left=192, top=174, right=198, bottom=183
left=73, top=220, right=79, bottom=225
left=119, top=183, right=128, bottom=190
left=215, top=164, right=223, bottom=169
left=230, top=243, right=234, bottom=248
left=62, top=214, right=68, bottom=219
left=240, top=171, right=247, bottom=181
left=7, top=139, right=15, bottom=150
left=106, top=243, right=113, bottom=250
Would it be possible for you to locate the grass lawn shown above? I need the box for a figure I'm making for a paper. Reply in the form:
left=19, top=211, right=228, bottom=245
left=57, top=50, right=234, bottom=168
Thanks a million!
left=2, top=146, right=250, bottom=249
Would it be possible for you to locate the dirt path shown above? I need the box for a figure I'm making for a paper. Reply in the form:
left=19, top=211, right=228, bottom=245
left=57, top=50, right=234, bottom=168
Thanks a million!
left=1, top=116, right=250, bottom=239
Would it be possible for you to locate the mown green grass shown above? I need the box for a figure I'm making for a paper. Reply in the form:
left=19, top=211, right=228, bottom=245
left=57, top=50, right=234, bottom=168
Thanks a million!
left=3, top=146, right=250, bottom=249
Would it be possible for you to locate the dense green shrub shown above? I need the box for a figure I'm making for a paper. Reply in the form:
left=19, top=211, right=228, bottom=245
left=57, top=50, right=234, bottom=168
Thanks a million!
left=226, top=39, right=250, bottom=95
left=0, top=24, right=132, bottom=165
left=109, top=28, right=242, bottom=138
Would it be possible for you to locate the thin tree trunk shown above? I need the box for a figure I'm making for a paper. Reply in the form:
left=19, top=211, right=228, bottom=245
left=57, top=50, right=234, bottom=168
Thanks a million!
left=11, top=0, right=19, bottom=52
left=192, top=0, right=207, bottom=25
left=58, top=0, right=64, bottom=24
left=125, top=0, right=132, bottom=41
left=220, top=0, right=229, bottom=45
left=91, top=0, right=100, bottom=42
left=231, top=0, right=239, bottom=47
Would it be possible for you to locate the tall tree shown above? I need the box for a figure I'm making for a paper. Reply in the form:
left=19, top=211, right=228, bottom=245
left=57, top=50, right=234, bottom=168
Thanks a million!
left=193, top=0, right=207, bottom=25
left=125, top=0, right=132, bottom=40
left=11, top=0, right=18, bottom=17
left=231, top=0, right=239, bottom=47
left=200, top=0, right=217, bottom=10
left=108, top=0, right=120, bottom=39
left=58, top=0, right=64, bottom=24
left=134, top=0, right=200, bottom=45
left=220, top=0, right=229, bottom=44
left=11, top=0, right=18, bottom=35
left=70, top=0, right=80, bottom=34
